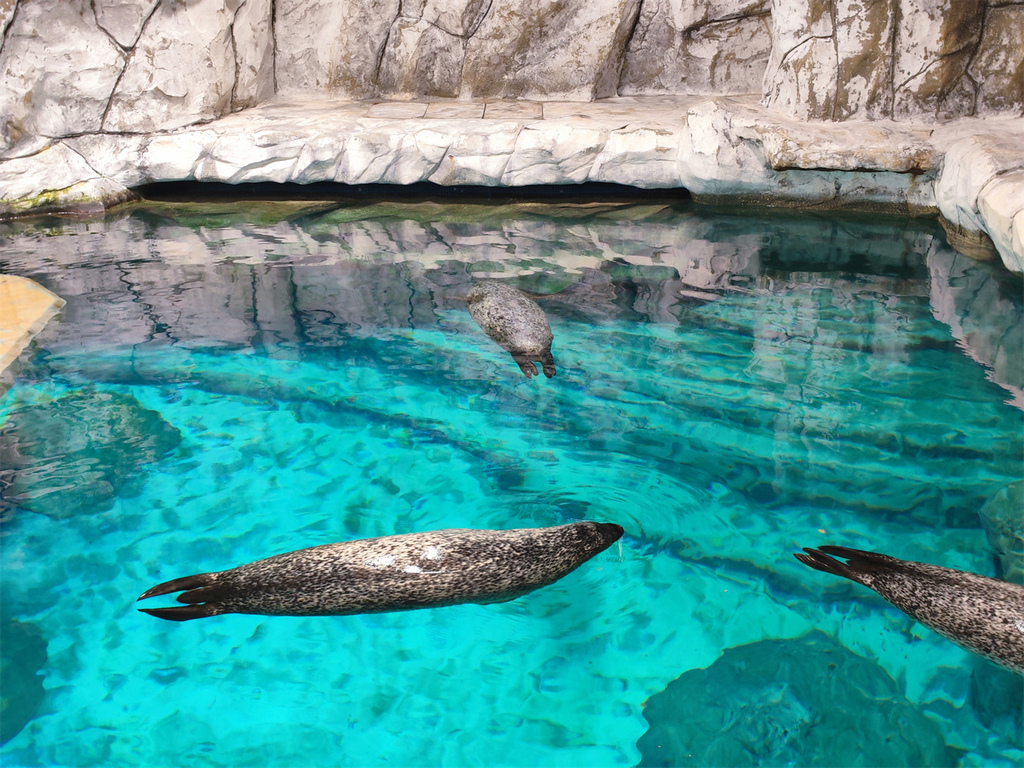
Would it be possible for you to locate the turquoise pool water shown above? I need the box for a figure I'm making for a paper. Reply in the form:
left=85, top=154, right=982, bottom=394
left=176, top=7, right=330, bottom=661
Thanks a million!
left=1, top=198, right=1022, bottom=767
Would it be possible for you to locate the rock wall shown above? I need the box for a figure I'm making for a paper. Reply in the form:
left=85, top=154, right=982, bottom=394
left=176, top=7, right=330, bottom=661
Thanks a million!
left=2, top=0, right=1021, bottom=154
left=0, top=0, right=274, bottom=151
left=763, top=0, right=1024, bottom=121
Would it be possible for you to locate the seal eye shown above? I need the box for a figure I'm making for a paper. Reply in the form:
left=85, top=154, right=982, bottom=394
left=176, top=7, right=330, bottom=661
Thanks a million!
left=421, top=546, right=443, bottom=561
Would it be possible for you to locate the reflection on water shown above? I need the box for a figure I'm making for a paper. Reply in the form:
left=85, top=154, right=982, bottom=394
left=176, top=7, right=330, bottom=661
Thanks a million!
left=0, top=199, right=1021, bottom=767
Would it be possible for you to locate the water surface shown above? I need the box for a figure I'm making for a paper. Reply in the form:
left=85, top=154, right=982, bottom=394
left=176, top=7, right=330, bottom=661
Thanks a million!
left=1, top=199, right=1022, bottom=767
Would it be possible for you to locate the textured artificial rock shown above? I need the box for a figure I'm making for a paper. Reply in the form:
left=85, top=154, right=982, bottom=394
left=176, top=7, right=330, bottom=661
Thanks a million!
left=834, top=0, right=895, bottom=120
left=3, top=95, right=1022, bottom=275
left=935, top=131, right=1024, bottom=271
left=377, top=16, right=467, bottom=99
left=232, top=0, right=276, bottom=109
left=892, top=0, right=984, bottom=121
left=1, top=0, right=16, bottom=37
left=93, top=0, right=159, bottom=48
left=619, top=0, right=772, bottom=96
left=0, top=0, right=1020, bottom=155
left=678, top=97, right=937, bottom=212
left=971, top=5, right=1024, bottom=117
left=761, top=0, right=837, bottom=121
left=0, top=141, right=135, bottom=215
left=375, top=1, right=494, bottom=99
left=274, top=0, right=398, bottom=98
left=461, top=0, right=643, bottom=100
left=978, top=172, right=1024, bottom=274
left=5, top=95, right=1023, bottom=275
left=0, top=0, right=126, bottom=152
left=764, top=0, right=1024, bottom=122
left=103, top=0, right=239, bottom=133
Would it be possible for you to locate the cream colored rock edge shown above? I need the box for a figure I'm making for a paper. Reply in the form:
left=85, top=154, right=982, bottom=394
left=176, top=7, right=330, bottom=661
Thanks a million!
left=1, top=96, right=1022, bottom=272
left=0, top=275, right=66, bottom=373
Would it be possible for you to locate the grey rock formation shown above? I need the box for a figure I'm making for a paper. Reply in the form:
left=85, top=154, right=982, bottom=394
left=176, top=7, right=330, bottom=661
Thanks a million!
left=0, top=0, right=126, bottom=150
left=103, top=0, right=239, bottom=133
left=763, top=0, right=1024, bottom=122
left=620, top=0, right=772, bottom=96
left=274, top=0, right=398, bottom=98
left=638, top=631, right=953, bottom=767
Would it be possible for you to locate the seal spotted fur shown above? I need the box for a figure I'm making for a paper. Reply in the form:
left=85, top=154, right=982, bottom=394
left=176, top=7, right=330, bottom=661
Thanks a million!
left=466, top=281, right=556, bottom=378
left=139, top=522, right=623, bottom=621
left=796, top=545, right=1024, bottom=673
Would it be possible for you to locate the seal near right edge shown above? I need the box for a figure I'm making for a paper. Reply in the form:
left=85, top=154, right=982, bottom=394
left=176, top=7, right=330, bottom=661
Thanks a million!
left=796, top=545, right=1024, bottom=674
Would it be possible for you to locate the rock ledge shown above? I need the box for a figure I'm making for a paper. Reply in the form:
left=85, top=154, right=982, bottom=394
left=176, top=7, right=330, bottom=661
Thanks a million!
left=1, top=96, right=1022, bottom=272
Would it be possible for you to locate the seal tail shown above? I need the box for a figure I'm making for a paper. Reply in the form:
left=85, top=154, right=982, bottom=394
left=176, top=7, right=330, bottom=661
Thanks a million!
left=794, top=545, right=899, bottom=586
left=138, top=604, right=224, bottom=622
left=138, top=572, right=216, bottom=600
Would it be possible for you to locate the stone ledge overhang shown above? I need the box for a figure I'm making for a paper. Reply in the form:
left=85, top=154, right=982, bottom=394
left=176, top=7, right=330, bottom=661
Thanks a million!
left=1, top=95, right=1022, bottom=272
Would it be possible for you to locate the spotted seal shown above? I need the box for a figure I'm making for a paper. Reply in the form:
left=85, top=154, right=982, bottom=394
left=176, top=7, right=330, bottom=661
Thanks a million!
left=466, top=281, right=556, bottom=378
left=139, top=522, right=623, bottom=621
left=796, top=545, right=1024, bottom=673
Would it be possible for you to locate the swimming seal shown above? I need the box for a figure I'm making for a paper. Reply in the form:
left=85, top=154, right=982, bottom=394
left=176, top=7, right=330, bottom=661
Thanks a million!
left=466, top=281, right=556, bottom=378
left=796, top=545, right=1024, bottom=674
left=139, top=522, right=623, bottom=621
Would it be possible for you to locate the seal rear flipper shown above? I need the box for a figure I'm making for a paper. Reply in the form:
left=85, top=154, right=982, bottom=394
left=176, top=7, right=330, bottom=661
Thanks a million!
left=796, top=545, right=902, bottom=586
left=510, top=353, right=539, bottom=378
left=138, top=604, right=224, bottom=622
left=138, top=572, right=217, bottom=601
left=540, top=350, right=556, bottom=378
left=795, top=547, right=868, bottom=585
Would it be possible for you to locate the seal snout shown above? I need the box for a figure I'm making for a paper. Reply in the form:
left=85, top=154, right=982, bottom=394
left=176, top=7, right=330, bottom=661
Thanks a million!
left=588, top=522, right=625, bottom=549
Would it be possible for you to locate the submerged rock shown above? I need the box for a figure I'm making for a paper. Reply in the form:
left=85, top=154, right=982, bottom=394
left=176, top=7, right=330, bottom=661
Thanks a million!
left=979, top=481, right=1024, bottom=585
left=638, top=631, right=953, bottom=767
left=0, top=389, right=182, bottom=518
left=0, top=617, right=48, bottom=745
